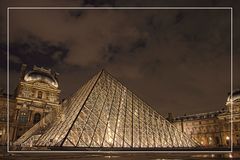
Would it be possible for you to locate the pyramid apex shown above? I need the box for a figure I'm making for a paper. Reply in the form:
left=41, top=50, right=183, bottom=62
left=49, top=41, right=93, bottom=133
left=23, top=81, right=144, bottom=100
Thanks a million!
left=99, top=68, right=110, bottom=75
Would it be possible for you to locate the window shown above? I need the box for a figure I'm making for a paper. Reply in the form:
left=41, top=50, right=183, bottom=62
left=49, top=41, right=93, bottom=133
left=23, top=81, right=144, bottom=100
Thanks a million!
left=49, top=93, right=55, bottom=102
left=33, top=113, right=41, bottom=124
left=19, top=112, right=28, bottom=124
left=38, top=91, right=43, bottom=99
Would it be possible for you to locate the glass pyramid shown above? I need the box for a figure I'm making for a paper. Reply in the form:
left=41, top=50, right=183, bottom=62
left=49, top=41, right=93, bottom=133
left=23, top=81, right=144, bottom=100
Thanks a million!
left=16, top=70, right=199, bottom=148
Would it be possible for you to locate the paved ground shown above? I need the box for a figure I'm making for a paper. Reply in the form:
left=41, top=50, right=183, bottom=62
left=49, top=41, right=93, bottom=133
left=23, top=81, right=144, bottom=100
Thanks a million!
left=2, top=152, right=239, bottom=160
left=1, top=146, right=240, bottom=160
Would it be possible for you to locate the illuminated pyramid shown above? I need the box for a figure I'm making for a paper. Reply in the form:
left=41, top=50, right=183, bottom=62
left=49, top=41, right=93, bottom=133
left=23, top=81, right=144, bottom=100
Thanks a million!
left=15, top=70, right=199, bottom=148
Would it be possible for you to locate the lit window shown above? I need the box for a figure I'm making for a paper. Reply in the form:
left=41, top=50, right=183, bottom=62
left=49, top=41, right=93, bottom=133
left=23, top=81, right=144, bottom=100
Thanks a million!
left=19, top=112, right=28, bottom=124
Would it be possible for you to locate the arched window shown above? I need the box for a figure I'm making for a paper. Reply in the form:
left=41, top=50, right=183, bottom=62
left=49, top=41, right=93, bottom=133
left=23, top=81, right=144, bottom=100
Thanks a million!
left=38, top=91, right=43, bottom=99
left=33, top=113, right=41, bottom=124
left=19, top=112, right=28, bottom=124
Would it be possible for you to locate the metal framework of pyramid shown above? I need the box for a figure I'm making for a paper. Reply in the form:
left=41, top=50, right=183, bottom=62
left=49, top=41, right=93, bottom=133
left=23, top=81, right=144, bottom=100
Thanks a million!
left=16, top=70, right=199, bottom=148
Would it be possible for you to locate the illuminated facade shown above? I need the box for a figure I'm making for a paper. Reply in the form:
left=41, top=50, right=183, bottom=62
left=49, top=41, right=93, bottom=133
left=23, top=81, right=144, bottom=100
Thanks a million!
left=171, top=89, right=240, bottom=147
left=0, top=64, right=61, bottom=145
left=14, top=70, right=198, bottom=149
left=12, top=65, right=61, bottom=141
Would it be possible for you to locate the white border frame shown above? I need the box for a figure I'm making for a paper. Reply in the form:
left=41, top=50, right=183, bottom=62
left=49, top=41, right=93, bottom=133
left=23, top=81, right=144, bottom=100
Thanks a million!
left=7, top=7, right=233, bottom=154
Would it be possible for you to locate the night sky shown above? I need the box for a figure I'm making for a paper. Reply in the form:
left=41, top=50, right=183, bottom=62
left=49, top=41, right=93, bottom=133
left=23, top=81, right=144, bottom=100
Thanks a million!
left=1, top=0, right=240, bottom=117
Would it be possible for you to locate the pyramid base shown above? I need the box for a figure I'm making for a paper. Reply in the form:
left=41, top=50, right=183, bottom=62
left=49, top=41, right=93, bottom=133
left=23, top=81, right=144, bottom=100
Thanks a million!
left=46, top=146, right=232, bottom=151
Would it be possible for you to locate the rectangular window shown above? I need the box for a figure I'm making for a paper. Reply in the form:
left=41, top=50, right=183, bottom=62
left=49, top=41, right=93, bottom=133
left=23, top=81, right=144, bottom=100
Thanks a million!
left=19, top=112, right=28, bottom=124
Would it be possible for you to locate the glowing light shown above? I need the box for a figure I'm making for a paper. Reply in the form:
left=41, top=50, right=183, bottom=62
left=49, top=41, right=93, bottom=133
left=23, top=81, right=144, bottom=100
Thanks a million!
left=104, top=155, right=119, bottom=158
left=226, top=136, right=230, bottom=140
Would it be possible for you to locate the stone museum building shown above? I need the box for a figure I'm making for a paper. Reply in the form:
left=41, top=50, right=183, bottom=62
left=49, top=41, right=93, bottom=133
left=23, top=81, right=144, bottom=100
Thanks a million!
left=170, top=89, right=240, bottom=147
left=0, top=64, right=239, bottom=149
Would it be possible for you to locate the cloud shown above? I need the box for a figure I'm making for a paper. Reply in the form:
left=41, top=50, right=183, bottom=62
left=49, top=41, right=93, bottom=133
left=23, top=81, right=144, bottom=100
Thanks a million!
left=9, top=10, right=149, bottom=67
left=0, top=68, right=19, bottom=94
left=9, top=54, right=22, bottom=64
left=0, top=35, right=68, bottom=70
left=1, top=0, right=239, bottom=116
left=9, top=9, right=230, bottom=71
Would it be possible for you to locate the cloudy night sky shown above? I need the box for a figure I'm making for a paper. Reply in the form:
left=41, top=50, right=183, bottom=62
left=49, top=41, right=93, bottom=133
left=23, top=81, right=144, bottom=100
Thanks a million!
left=1, top=0, right=240, bottom=117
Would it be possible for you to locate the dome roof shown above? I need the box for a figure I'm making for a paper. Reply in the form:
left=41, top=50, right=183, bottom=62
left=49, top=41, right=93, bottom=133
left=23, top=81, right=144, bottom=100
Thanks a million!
left=227, top=89, right=240, bottom=102
left=24, top=70, right=58, bottom=88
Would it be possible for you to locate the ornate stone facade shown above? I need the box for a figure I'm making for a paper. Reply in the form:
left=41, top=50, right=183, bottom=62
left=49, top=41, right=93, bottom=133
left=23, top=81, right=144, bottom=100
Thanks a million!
left=171, top=89, right=240, bottom=147
left=0, top=64, right=61, bottom=145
